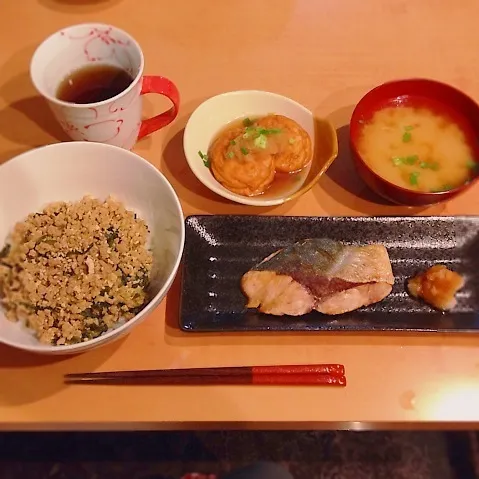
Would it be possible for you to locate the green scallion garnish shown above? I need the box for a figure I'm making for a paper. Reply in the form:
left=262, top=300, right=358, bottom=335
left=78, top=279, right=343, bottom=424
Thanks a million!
left=198, top=150, right=210, bottom=168
left=402, top=131, right=412, bottom=143
left=409, top=171, right=419, bottom=185
left=392, top=155, right=418, bottom=166
left=419, top=161, right=439, bottom=170
left=226, top=151, right=234, bottom=159
left=243, top=117, right=253, bottom=127
left=467, top=160, right=478, bottom=170
left=230, top=140, right=236, bottom=146
left=259, top=128, right=281, bottom=135
left=431, top=184, right=453, bottom=193
left=254, top=134, right=267, bottom=149
left=241, top=147, right=249, bottom=155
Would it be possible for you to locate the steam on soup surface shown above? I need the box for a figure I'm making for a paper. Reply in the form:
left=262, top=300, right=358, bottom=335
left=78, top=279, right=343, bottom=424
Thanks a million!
left=358, top=106, right=478, bottom=192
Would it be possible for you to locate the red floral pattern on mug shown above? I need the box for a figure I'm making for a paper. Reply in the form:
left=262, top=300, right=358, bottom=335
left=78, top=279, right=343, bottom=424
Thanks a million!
left=84, top=119, right=124, bottom=143
left=58, top=120, right=86, bottom=139
left=60, top=26, right=131, bottom=63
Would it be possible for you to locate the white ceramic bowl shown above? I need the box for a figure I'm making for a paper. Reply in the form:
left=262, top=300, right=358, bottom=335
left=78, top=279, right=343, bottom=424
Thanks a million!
left=0, top=142, right=184, bottom=354
left=184, top=90, right=332, bottom=207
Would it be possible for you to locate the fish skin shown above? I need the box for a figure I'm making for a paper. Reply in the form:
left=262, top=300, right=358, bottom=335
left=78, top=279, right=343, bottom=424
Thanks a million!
left=242, top=239, right=394, bottom=316
left=251, top=239, right=394, bottom=302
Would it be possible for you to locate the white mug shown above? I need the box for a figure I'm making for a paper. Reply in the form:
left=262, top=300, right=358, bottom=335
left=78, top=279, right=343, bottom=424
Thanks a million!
left=30, top=23, right=180, bottom=150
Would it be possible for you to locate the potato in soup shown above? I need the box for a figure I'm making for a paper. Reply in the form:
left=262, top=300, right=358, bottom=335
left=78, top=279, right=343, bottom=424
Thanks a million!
left=358, top=106, right=478, bottom=192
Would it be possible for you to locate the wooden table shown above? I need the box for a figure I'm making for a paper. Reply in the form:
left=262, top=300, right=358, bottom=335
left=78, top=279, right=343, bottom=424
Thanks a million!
left=1, top=0, right=479, bottom=430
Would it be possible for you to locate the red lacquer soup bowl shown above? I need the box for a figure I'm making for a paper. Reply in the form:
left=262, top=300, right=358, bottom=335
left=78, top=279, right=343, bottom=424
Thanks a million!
left=350, top=79, right=479, bottom=206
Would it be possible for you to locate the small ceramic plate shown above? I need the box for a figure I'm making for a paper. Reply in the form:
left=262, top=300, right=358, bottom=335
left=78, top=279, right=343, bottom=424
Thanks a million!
left=180, top=215, right=479, bottom=332
left=183, top=90, right=338, bottom=206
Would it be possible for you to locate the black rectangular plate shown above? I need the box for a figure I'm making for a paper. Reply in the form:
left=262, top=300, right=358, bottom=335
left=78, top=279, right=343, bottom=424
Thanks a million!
left=180, top=215, right=479, bottom=332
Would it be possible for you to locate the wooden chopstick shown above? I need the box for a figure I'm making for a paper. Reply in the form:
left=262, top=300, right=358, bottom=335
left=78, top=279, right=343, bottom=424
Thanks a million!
left=64, top=364, right=346, bottom=386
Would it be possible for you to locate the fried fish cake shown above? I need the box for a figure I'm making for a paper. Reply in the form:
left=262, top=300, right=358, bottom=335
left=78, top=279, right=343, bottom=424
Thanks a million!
left=255, top=114, right=312, bottom=173
left=209, top=126, right=275, bottom=196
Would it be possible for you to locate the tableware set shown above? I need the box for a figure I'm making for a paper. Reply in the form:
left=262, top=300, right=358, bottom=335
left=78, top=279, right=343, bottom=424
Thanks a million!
left=1, top=21, right=479, bottom=379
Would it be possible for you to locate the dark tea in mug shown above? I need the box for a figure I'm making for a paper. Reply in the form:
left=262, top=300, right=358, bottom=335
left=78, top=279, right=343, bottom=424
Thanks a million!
left=56, top=64, right=134, bottom=104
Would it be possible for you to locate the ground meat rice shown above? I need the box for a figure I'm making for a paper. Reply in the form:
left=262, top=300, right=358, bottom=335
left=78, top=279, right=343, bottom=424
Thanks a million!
left=0, top=196, right=153, bottom=345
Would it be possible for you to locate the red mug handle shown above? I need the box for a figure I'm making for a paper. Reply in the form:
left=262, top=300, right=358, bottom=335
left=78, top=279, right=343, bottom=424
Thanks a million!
left=138, top=76, right=180, bottom=140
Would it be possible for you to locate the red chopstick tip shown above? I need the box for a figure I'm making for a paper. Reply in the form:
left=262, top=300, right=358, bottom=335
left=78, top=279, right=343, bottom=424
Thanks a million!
left=252, top=373, right=346, bottom=386
left=252, top=364, right=345, bottom=377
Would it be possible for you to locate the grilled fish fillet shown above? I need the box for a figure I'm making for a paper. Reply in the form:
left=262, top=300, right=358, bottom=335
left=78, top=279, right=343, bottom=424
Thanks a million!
left=241, top=239, right=394, bottom=316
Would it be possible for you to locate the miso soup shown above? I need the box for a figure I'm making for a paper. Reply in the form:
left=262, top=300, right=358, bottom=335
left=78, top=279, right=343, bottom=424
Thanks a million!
left=358, top=106, right=478, bottom=192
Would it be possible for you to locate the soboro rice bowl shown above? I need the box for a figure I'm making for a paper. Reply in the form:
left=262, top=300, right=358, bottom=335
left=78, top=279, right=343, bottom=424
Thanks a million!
left=0, top=195, right=153, bottom=346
